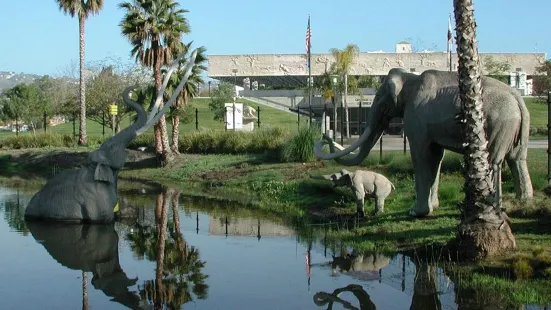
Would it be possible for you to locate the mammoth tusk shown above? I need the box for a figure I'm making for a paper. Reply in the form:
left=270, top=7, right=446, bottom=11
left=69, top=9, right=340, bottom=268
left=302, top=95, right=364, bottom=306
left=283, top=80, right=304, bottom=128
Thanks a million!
left=147, top=50, right=194, bottom=122
left=137, top=49, right=198, bottom=136
left=314, top=127, right=371, bottom=160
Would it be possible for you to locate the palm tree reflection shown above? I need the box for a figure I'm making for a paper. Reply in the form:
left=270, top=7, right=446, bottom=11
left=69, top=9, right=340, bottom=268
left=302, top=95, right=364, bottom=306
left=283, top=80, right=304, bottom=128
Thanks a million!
left=126, top=188, right=208, bottom=309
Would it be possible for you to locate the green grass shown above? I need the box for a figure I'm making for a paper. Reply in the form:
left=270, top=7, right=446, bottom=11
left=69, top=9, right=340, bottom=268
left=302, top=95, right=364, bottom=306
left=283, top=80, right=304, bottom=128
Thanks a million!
left=525, top=97, right=548, bottom=129
left=0, top=97, right=305, bottom=141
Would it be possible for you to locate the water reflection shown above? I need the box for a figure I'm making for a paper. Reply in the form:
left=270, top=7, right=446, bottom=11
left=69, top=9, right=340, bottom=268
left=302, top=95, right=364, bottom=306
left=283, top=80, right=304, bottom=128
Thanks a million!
left=126, top=188, right=208, bottom=309
left=330, top=251, right=391, bottom=281
left=313, top=284, right=376, bottom=310
left=0, top=185, right=550, bottom=309
left=27, top=221, right=141, bottom=309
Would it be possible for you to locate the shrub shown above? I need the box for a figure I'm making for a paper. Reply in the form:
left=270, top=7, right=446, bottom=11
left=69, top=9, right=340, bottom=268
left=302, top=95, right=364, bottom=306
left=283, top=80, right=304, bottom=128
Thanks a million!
left=0, top=132, right=77, bottom=149
left=0, top=126, right=303, bottom=158
left=280, top=125, right=322, bottom=162
left=513, top=257, right=534, bottom=280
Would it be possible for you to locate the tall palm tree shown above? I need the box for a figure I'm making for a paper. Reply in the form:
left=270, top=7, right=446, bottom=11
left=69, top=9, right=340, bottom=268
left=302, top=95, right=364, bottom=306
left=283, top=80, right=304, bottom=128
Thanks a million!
left=329, top=44, right=360, bottom=138
left=119, top=0, right=191, bottom=164
left=453, top=0, right=516, bottom=260
left=162, top=42, right=207, bottom=153
left=55, top=0, right=104, bottom=146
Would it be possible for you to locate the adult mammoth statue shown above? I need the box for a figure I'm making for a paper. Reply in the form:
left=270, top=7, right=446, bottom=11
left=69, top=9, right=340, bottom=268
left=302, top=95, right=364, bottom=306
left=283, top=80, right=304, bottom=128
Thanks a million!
left=24, top=49, right=198, bottom=223
left=314, top=68, right=533, bottom=217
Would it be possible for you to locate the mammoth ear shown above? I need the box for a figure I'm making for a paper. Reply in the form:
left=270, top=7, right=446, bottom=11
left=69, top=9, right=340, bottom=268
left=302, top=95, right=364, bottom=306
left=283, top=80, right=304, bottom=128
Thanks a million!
left=94, top=163, right=115, bottom=183
left=387, top=76, right=403, bottom=107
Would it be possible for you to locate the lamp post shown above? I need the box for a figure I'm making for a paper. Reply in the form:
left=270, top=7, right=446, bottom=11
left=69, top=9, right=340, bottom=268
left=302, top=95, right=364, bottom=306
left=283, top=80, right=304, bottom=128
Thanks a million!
left=331, top=75, right=339, bottom=141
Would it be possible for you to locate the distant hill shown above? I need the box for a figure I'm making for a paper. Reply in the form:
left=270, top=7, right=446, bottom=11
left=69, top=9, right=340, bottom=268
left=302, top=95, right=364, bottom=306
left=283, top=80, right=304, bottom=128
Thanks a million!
left=0, top=71, right=43, bottom=94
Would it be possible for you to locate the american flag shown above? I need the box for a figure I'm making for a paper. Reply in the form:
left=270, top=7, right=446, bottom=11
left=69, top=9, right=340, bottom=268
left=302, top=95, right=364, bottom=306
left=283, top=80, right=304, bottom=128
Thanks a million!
left=305, top=15, right=311, bottom=68
left=447, top=14, right=453, bottom=45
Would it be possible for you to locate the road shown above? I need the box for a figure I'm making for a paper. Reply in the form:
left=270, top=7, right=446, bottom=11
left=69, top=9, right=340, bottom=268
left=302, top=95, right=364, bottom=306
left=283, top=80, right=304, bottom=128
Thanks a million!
left=337, top=136, right=548, bottom=151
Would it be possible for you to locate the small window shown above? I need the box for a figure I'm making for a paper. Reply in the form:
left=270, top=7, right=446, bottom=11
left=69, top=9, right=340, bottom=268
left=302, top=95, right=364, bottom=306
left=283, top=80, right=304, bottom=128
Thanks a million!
left=410, top=68, right=416, bottom=72
left=516, top=68, right=522, bottom=72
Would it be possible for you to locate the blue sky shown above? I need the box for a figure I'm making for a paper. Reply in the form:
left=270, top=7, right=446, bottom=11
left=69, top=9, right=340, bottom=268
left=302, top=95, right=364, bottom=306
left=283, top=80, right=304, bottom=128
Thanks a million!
left=0, top=0, right=549, bottom=77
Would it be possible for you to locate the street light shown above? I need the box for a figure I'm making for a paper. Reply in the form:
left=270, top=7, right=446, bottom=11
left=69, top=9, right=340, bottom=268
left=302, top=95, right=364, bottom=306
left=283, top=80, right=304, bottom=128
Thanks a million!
left=330, top=74, right=340, bottom=141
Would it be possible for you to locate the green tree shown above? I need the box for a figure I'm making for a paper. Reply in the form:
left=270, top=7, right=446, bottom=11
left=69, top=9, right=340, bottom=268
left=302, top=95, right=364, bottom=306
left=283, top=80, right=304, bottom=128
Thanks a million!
left=55, top=0, right=104, bottom=146
left=483, top=55, right=511, bottom=84
left=0, top=83, right=46, bottom=133
left=119, top=0, right=191, bottom=165
left=86, top=66, right=127, bottom=133
left=533, top=59, right=551, bottom=97
left=208, top=82, right=235, bottom=122
left=357, top=76, right=381, bottom=89
left=329, top=43, right=360, bottom=138
left=33, top=76, right=56, bottom=131
left=453, top=0, right=516, bottom=260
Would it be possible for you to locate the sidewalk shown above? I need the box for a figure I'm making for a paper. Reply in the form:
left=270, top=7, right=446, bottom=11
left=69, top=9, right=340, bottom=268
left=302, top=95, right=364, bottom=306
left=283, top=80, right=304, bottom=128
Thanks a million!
left=336, top=135, right=548, bottom=151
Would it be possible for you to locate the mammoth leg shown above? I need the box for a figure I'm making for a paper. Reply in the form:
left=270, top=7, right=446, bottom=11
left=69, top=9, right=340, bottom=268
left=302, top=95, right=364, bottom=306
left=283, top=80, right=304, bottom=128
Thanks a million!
left=506, top=151, right=533, bottom=200
left=354, top=185, right=366, bottom=218
left=493, top=163, right=502, bottom=206
left=409, top=143, right=445, bottom=217
left=375, top=197, right=385, bottom=216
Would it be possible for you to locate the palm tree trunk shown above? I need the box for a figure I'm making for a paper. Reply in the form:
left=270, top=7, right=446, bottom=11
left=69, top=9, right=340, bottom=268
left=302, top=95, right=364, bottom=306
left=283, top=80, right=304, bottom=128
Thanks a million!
left=152, top=42, right=174, bottom=165
left=155, top=190, right=169, bottom=308
left=344, top=74, right=350, bottom=138
left=82, top=271, right=88, bottom=310
left=453, top=0, right=516, bottom=261
left=78, top=15, right=87, bottom=146
left=171, top=116, right=180, bottom=154
left=171, top=93, right=187, bottom=154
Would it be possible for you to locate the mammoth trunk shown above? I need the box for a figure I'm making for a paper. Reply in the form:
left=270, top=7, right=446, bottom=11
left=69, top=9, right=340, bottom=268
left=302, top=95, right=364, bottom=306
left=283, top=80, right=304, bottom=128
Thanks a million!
left=314, top=101, right=388, bottom=166
left=452, top=0, right=516, bottom=260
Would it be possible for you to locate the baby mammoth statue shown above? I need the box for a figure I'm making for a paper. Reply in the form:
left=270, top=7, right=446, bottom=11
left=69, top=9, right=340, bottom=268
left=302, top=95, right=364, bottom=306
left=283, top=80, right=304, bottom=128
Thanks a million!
left=311, top=168, right=395, bottom=217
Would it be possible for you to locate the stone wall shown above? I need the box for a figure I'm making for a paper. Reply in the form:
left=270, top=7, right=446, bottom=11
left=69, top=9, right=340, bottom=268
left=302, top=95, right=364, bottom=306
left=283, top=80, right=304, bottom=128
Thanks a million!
left=208, top=52, right=547, bottom=77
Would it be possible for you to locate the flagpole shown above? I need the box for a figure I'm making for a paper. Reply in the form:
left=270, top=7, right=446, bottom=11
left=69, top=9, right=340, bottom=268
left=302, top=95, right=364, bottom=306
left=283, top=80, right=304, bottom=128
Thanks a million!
left=307, top=14, right=312, bottom=126
left=448, top=13, right=453, bottom=72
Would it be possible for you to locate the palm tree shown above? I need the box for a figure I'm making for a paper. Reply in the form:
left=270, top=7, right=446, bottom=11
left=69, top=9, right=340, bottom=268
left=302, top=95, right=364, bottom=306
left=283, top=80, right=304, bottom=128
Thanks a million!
left=453, top=0, right=516, bottom=260
left=314, top=71, right=337, bottom=136
left=119, top=0, right=191, bottom=165
left=329, top=44, right=360, bottom=138
left=162, top=42, right=207, bottom=153
left=55, top=0, right=104, bottom=146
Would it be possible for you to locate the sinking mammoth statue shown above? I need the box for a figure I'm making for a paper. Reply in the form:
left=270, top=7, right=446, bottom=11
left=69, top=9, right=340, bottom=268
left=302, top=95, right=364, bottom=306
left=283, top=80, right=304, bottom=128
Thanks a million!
left=314, top=69, right=533, bottom=217
left=24, top=50, right=198, bottom=223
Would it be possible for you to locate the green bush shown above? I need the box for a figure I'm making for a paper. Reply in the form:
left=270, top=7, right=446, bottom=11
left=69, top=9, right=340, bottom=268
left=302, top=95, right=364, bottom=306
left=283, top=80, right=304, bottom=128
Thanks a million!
left=178, top=127, right=290, bottom=154
left=0, top=126, right=318, bottom=160
left=0, top=132, right=78, bottom=149
left=280, top=125, right=322, bottom=162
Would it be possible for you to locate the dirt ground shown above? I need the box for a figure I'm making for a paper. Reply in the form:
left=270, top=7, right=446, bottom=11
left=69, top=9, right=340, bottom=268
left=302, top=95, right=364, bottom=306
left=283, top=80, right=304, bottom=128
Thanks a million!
left=2, top=148, right=157, bottom=170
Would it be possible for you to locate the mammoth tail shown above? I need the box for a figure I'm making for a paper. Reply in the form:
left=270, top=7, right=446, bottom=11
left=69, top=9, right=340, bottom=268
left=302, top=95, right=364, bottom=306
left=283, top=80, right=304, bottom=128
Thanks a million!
left=512, top=90, right=530, bottom=149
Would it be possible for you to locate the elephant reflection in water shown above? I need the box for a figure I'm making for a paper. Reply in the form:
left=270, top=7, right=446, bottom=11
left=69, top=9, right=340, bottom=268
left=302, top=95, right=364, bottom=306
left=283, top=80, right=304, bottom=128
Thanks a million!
left=27, top=221, right=142, bottom=309
left=331, top=250, right=391, bottom=280
left=313, top=284, right=376, bottom=310
left=126, top=188, right=209, bottom=309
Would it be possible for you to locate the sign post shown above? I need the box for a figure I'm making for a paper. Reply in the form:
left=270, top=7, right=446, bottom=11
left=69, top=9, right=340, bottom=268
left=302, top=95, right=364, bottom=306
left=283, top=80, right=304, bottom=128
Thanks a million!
left=225, top=102, right=243, bottom=130
left=109, top=104, right=118, bottom=136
